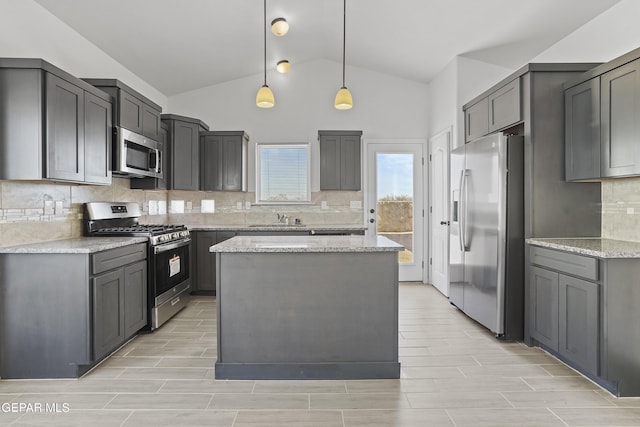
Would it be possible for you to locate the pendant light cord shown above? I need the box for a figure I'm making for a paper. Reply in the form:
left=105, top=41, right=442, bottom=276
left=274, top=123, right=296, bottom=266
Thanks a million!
left=342, top=0, right=346, bottom=87
left=263, top=0, right=267, bottom=86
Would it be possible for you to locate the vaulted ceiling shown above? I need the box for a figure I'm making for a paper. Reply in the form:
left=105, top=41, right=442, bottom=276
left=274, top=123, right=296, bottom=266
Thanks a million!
left=35, top=0, right=621, bottom=96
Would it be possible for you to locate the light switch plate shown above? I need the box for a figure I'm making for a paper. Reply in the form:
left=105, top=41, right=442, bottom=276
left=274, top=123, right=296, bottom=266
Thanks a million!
left=55, top=201, right=63, bottom=216
left=350, top=200, right=362, bottom=209
left=321, top=201, right=328, bottom=209
left=245, top=201, right=252, bottom=210
left=170, top=200, right=185, bottom=214
left=186, top=201, right=193, bottom=210
left=628, top=207, right=635, bottom=215
left=158, top=201, right=167, bottom=215
left=236, top=202, right=243, bottom=210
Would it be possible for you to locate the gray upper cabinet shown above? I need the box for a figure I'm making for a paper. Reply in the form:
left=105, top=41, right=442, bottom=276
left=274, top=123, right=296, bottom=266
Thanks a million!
left=488, top=78, right=521, bottom=133
left=601, top=59, right=640, bottom=178
left=565, top=78, right=601, bottom=181
left=0, top=59, right=113, bottom=185
left=464, top=98, right=489, bottom=142
left=163, top=114, right=210, bottom=191
left=319, top=130, right=362, bottom=191
left=200, top=131, right=249, bottom=191
left=564, top=47, right=640, bottom=180
left=45, top=73, right=85, bottom=182
left=463, top=78, right=521, bottom=142
left=82, top=79, right=162, bottom=141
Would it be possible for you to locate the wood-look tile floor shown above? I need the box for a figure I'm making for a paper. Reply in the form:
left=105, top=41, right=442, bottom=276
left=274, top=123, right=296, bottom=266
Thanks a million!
left=2, top=282, right=640, bottom=426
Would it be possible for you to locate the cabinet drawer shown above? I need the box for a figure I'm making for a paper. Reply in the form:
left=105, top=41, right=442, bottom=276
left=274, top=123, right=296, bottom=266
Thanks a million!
left=92, top=243, right=147, bottom=275
left=530, top=246, right=598, bottom=281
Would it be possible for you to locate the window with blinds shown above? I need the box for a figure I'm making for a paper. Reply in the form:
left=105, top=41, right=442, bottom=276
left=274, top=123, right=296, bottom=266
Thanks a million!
left=256, top=143, right=310, bottom=203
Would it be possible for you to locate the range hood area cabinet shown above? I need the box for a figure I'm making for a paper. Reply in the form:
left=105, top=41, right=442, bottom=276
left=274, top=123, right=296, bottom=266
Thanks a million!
left=162, top=114, right=210, bottom=191
left=0, top=58, right=112, bottom=185
left=81, top=78, right=162, bottom=141
left=319, top=130, right=363, bottom=191
left=462, top=63, right=602, bottom=239
left=565, top=47, right=640, bottom=181
left=200, top=131, right=249, bottom=192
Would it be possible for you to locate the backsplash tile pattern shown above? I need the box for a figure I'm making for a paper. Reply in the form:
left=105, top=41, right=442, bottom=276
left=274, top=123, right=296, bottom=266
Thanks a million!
left=0, top=179, right=364, bottom=248
left=602, top=177, right=640, bottom=243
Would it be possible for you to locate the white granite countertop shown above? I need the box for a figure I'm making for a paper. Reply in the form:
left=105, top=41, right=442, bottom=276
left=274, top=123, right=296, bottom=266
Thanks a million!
left=527, top=238, right=640, bottom=258
left=188, top=224, right=366, bottom=232
left=210, top=235, right=403, bottom=253
left=0, top=237, right=148, bottom=254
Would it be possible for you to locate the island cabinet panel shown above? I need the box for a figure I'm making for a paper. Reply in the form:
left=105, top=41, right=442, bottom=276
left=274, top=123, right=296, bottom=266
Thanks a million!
left=0, top=243, right=147, bottom=379
left=601, top=59, right=640, bottom=178
left=213, top=237, right=402, bottom=380
left=565, top=78, right=601, bottom=181
left=193, top=231, right=236, bottom=294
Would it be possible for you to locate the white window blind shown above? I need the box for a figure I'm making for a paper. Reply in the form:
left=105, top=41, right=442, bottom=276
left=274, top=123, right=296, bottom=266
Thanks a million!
left=257, top=143, right=310, bottom=203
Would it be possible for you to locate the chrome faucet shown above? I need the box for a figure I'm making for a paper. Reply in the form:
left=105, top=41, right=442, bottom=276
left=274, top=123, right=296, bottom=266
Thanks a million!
left=277, top=213, right=289, bottom=224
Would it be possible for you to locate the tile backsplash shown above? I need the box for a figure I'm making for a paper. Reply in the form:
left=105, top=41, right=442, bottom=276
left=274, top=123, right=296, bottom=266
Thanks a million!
left=0, top=178, right=363, bottom=247
left=601, top=177, right=640, bottom=242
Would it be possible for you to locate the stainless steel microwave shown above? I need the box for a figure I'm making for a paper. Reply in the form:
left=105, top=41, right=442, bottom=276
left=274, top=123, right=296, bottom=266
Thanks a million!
left=114, top=127, right=163, bottom=178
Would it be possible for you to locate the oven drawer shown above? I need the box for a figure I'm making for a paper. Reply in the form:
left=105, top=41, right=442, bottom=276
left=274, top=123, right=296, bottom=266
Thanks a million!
left=91, top=243, right=147, bottom=275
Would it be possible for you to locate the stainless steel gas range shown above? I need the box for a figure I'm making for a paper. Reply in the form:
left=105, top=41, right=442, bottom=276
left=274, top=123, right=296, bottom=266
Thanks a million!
left=84, top=201, right=191, bottom=331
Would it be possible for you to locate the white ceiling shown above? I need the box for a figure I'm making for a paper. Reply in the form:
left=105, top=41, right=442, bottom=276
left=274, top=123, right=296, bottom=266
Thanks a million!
left=34, top=0, right=621, bottom=96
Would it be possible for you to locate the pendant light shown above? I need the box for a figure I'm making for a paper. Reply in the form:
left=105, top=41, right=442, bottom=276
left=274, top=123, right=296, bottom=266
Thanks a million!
left=256, top=0, right=275, bottom=108
left=334, top=0, right=353, bottom=109
left=276, top=60, right=290, bottom=73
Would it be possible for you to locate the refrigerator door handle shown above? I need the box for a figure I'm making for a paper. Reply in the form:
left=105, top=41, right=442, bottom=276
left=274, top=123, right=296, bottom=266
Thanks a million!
left=460, top=169, right=470, bottom=251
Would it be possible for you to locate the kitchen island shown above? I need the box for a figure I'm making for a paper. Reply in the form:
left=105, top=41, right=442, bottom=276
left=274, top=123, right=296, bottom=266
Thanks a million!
left=210, top=235, right=403, bottom=380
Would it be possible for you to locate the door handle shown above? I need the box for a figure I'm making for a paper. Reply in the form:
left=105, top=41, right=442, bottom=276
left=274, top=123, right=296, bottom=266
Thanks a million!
left=440, top=221, right=450, bottom=226
left=369, top=208, right=375, bottom=214
left=369, top=218, right=375, bottom=223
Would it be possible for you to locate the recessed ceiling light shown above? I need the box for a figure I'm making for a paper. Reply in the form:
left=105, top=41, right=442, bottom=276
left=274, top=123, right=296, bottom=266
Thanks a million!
left=271, top=18, right=289, bottom=36
left=276, top=60, right=291, bottom=73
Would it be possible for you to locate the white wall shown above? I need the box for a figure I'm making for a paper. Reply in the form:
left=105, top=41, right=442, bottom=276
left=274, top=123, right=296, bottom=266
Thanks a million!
left=0, top=0, right=167, bottom=108
left=532, top=0, right=640, bottom=63
left=168, top=58, right=429, bottom=192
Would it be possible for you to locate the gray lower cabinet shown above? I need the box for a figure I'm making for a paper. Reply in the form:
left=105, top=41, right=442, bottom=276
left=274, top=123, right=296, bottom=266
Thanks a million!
left=92, top=259, right=147, bottom=361
left=319, top=130, right=362, bottom=191
left=0, top=59, right=112, bottom=185
left=200, top=131, right=249, bottom=191
left=529, top=266, right=559, bottom=352
left=193, top=231, right=236, bottom=295
left=527, top=246, right=599, bottom=376
left=558, top=274, right=599, bottom=374
left=0, top=243, right=147, bottom=378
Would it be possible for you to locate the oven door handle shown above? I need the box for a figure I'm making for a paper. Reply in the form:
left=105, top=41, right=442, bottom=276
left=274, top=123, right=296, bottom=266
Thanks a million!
left=154, top=237, right=191, bottom=254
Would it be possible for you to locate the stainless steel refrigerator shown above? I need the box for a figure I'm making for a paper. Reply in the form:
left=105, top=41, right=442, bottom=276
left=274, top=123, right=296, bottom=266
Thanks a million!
left=449, top=133, right=524, bottom=340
